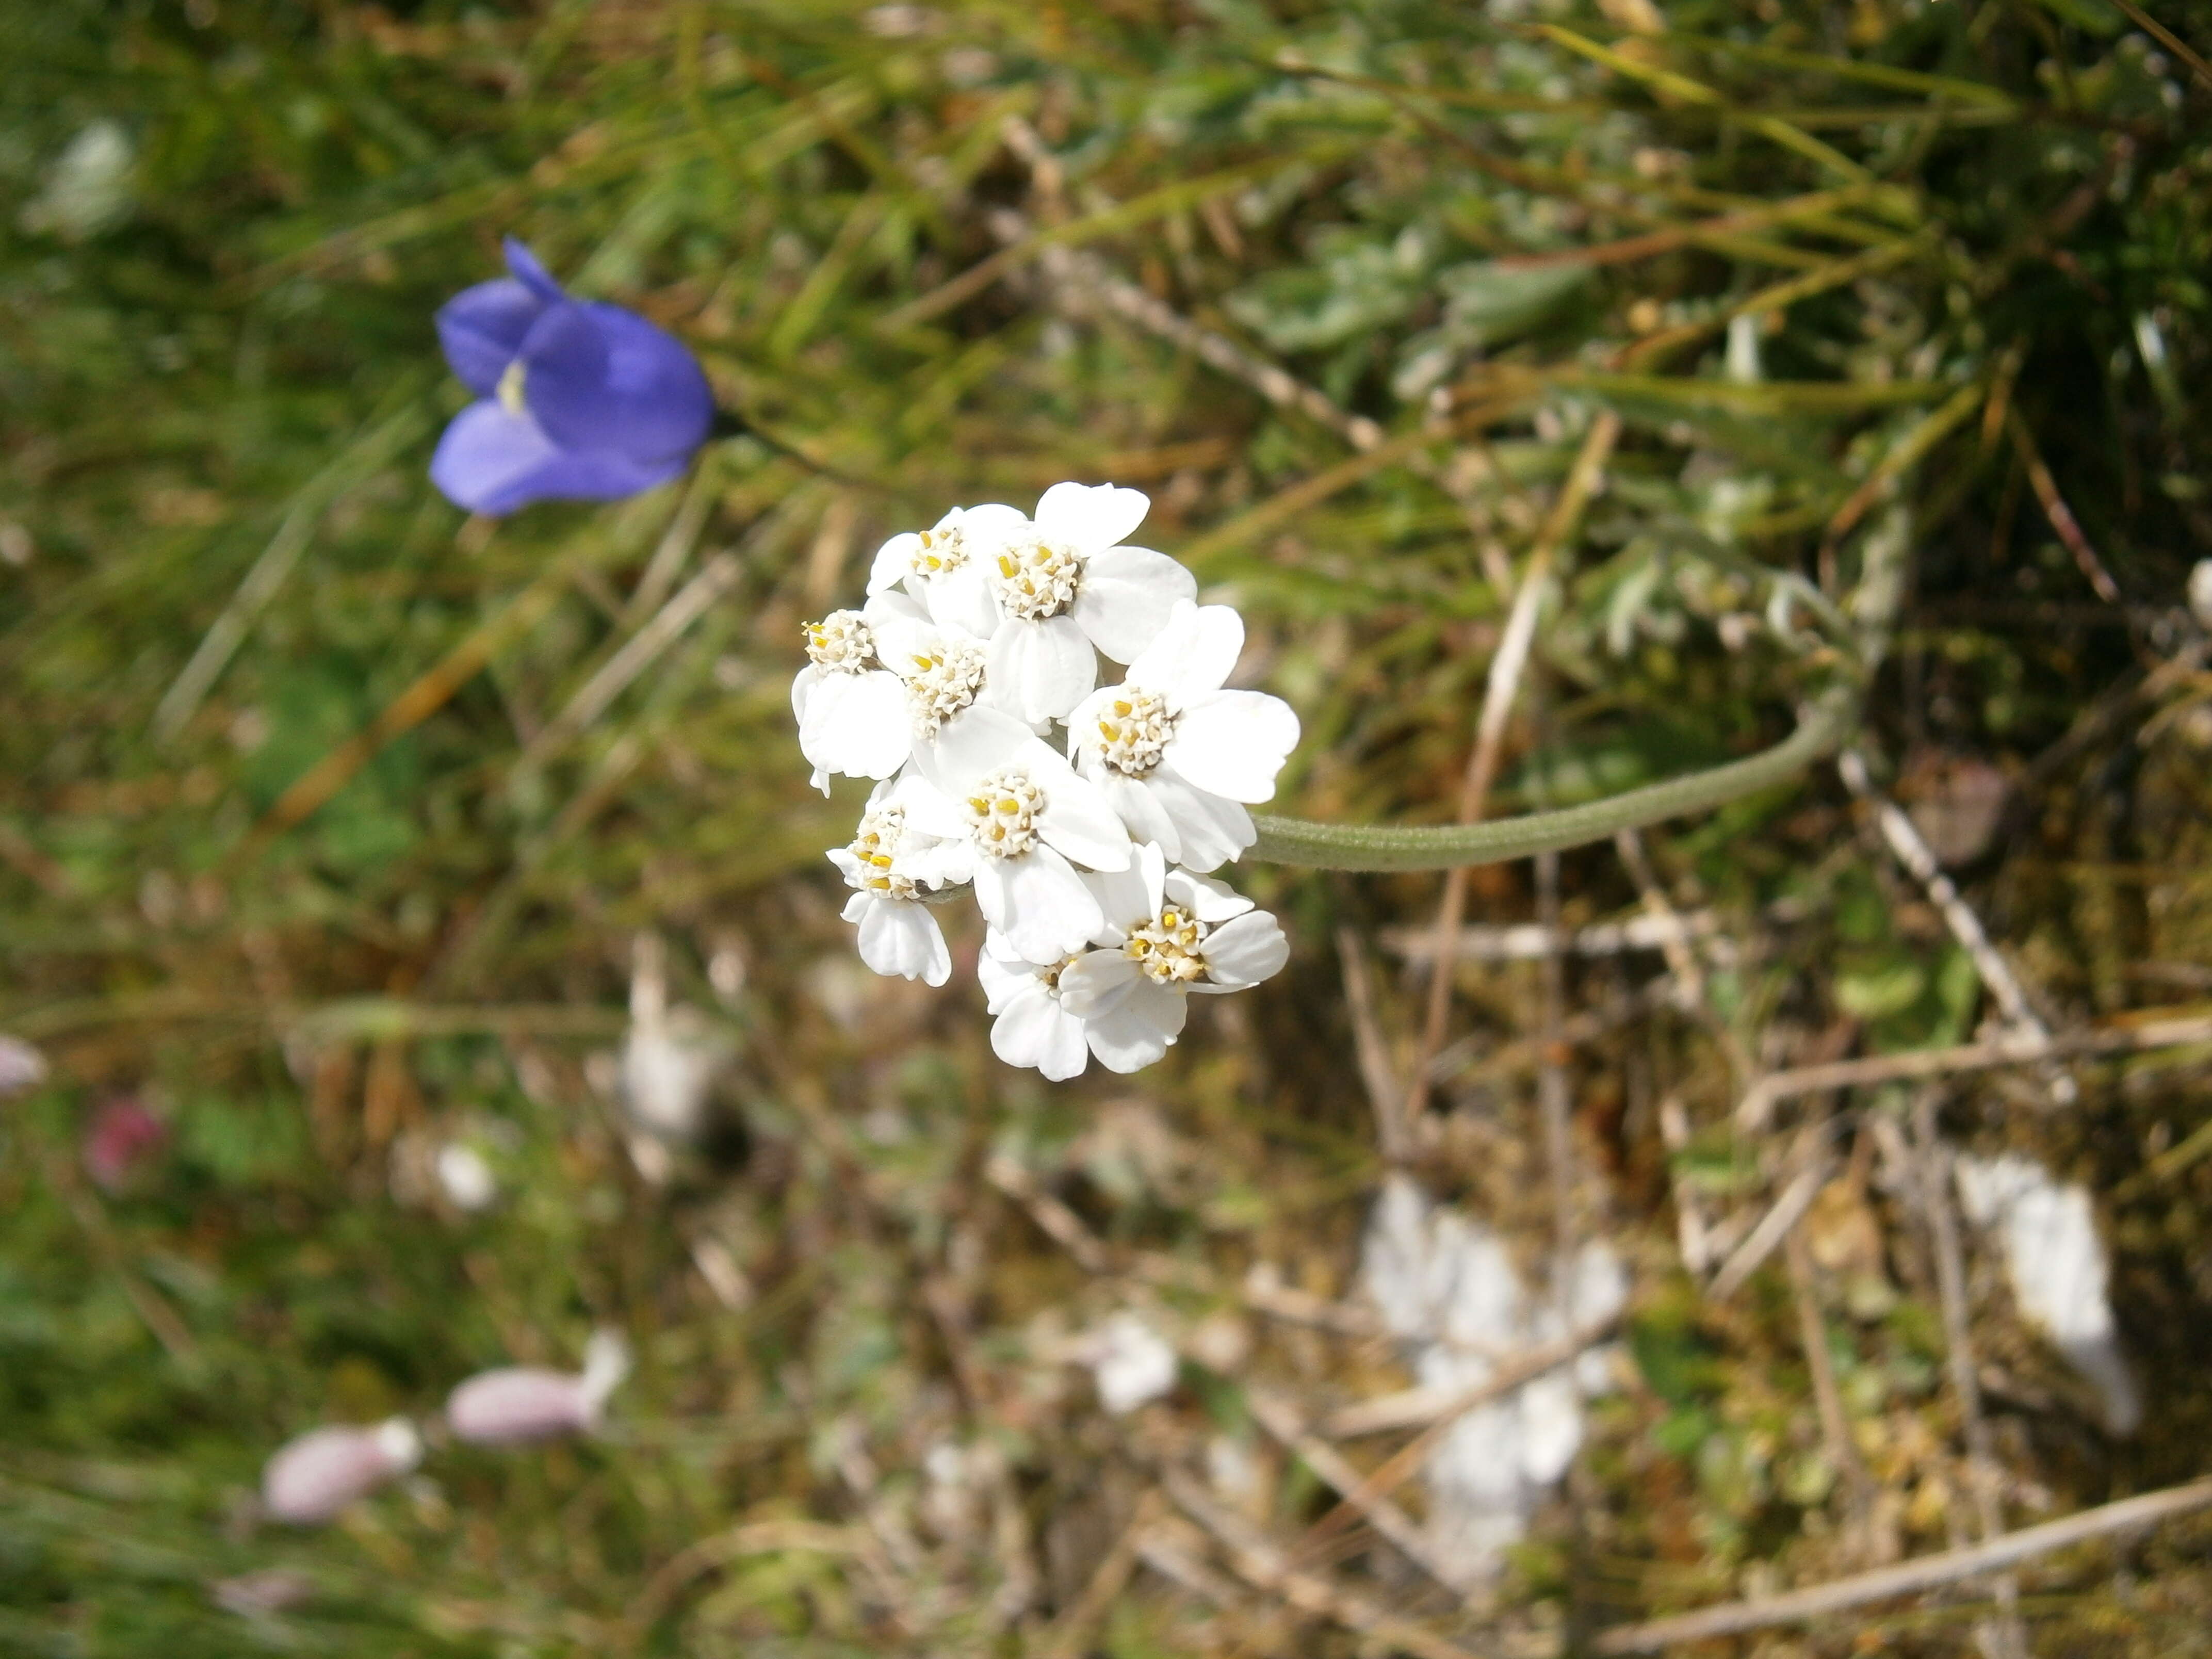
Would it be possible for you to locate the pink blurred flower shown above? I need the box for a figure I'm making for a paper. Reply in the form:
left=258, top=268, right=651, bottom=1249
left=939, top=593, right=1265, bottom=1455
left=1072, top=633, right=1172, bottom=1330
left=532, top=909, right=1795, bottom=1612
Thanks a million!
left=261, top=1418, right=421, bottom=1526
left=446, top=1330, right=631, bottom=1445
left=83, top=1096, right=166, bottom=1193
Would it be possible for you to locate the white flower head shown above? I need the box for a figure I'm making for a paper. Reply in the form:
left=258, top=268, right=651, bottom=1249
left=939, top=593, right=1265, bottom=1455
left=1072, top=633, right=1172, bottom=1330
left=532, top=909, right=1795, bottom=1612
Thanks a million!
left=868, top=503, right=1024, bottom=639
left=982, top=482, right=1197, bottom=725
left=792, top=603, right=912, bottom=793
left=829, top=775, right=973, bottom=987
left=1053, top=843, right=1289, bottom=1073
left=900, top=708, right=1130, bottom=963
left=1070, top=599, right=1300, bottom=871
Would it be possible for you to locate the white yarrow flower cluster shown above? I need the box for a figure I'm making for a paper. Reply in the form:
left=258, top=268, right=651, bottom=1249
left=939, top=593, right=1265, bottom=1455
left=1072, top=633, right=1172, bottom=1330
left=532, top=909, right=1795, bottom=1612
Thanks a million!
left=794, top=483, right=1298, bottom=1078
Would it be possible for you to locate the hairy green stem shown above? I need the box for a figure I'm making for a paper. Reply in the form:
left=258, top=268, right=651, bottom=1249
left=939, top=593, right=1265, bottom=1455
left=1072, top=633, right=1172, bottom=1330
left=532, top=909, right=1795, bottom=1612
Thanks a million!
left=1250, top=688, right=1859, bottom=871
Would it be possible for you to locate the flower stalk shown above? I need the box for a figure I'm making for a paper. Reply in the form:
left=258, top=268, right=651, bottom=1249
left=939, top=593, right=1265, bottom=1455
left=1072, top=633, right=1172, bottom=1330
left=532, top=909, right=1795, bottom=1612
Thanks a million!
left=1248, top=686, right=1859, bottom=872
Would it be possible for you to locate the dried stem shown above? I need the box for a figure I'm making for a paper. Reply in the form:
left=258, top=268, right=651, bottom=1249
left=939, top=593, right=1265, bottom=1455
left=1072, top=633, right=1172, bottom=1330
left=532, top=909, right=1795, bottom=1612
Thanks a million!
left=1162, top=1468, right=1494, bottom=1659
left=1337, top=928, right=1411, bottom=1163
left=1404, top=412, right=1622, bottom=1128
left=1784, top=1220, right=1882, bottom=1550
left=1590, top=1474, right=2212, bottom=1654
left=1735, top=1011, right=2212, bottom=1130
left=1244, top=1387, right=1473, bottom=1595
left=2007, top=407, right=2123, bottom=606
left=1909, top=1089, right=2027, bottom=1659
left=1837, top=745, right=2071, bottom=1105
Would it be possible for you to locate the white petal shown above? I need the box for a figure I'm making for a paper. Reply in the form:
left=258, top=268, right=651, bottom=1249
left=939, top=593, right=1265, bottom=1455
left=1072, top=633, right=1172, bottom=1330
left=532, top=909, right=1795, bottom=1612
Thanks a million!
left=865, top=598, right=945, bottom=680
left=918, top=705, right=1034, bottom=794
left=1135, top=841, right=1168, bottom=919
left=927, top=561, right=1001, bottom=638
left=1035, top=481, right=1148, bottom=554
left=992, top=985, right=1092, bottom=1081
left=1023, top=746, right=1131, bottom=872
left=1096, top=769, right=1186, bottom=865
left=1163, top=690, right=1300, bottom=803
left=869, top=532, right=920, bottom=595
left=1162, top=864, right=1254, bottom=923
left=1071, top=546, right=1197, bottom=664
left=977, top=844, right=1103, bottom=963
left=956, top=502, right=1029, bottom=547
left=988, top=614, right=1097, bottom=725
left=1058, top=948, right=1141, bottom=1019
left=893, top=771, right=969, bottom=841
left=1086, top=982, right=1186, bottom=1072
left=861, top=587, right=928, bottom=631
left=1140, top=771, right=1254, bottom=872
left=799, top=670, right=912, bottom=780
left=977, top=947, right=1034, bottom=1014
left=840, top=889, right=871, bottom=923
left=1080, top=853, right=1153, bottom=944
left=1126, top=600, right=1242, bottom=702
left=1197, top=910, right=1288, bottom=990
left=792, top=664, right=819, bottom=725
left=856, top=899, right=952, bottom=985
left=811, top=767, right=831, bottom=795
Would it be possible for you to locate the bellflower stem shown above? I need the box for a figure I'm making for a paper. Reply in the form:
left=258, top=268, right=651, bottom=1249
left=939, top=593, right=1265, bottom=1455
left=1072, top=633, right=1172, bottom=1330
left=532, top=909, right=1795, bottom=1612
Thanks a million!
left=1249, top=686, right=1859, bottom=871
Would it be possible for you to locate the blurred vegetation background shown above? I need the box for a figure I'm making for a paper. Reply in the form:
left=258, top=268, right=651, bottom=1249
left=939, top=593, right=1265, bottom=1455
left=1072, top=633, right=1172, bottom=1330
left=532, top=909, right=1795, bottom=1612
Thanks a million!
left=6, top=0, right=2212, bottom=1653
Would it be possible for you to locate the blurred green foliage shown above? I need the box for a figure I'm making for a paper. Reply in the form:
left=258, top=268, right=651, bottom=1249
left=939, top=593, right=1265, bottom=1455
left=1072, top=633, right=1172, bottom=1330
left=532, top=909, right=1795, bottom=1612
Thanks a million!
left=7, top=0, right=2212, bottom=1653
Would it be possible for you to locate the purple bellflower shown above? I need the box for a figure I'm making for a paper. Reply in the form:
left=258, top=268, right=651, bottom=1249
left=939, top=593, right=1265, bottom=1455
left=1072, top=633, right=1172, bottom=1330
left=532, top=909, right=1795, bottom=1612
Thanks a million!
left=430, top=238, right=714, bottom=515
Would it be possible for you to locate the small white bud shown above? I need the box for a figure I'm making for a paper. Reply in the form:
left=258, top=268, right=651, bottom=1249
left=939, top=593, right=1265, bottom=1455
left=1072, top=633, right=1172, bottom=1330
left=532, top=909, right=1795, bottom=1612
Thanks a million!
left=433, top=1143, right=498, bottom=1212
left=2189, top=559, right=2212, bottom=631
left=446, top=1330, right=631, bottom=1445
left=262, top=1417, right=420, bottom=1525
left=0, top=1035, right=48, bottom=1098
left=1086, top=1313, right=1178, bottom=1414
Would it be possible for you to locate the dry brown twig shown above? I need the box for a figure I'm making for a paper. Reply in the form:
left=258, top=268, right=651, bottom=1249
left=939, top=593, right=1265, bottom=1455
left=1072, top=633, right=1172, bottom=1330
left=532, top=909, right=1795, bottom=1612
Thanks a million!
left=1783, top=1218, right=1886, bottom=1557
left=1657, top=1094, right=1720, bottom=1277
left=984, top=1154, right=1387, bottom=1338
left=1406, top=413, right=1624, bottom=1131
left=1706, top=1150, right=1830, bottom=1302
left=1034, top=1491, right=1166, bottom=1659
left=1590, top=1474, right=2212, bottom=1654
left=1160, top=1467, right=1503, bottom=1659
left=1380, top=908, right=1722, bottom=964
left=1735, top=1011, right=2212, bottom=1130
left=2006, top=406, right=2124, bottom=607
left=1908, top=1088, right=2028, bottom=1659
left=1837, top=745, right=2072, bottom=1106
left=1321, top=1315, right=1623, bottom=1439
left=1243, top=1385, right=1473, bottom=1596
left=1336, top=926, right=1412, bottom=1162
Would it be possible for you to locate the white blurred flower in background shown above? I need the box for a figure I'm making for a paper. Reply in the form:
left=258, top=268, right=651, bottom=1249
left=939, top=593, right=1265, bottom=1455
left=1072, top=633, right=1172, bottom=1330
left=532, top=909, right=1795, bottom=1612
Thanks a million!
left=262, top=1418, right=421, bottom=1526
left=1085, top=1312, right=1179, bottom=1414
left=433, top=1142, right=498, bottom=1212
left=1360, top=1177, right=1627, bottom=1587
left=1955, top=1153, right=2140, bottom=1436
left=0, top=1034, right=49, bottom=1098
left=446, top=1330, right=632, bottom=1445
left=20, top=121, right=135, bottom=242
